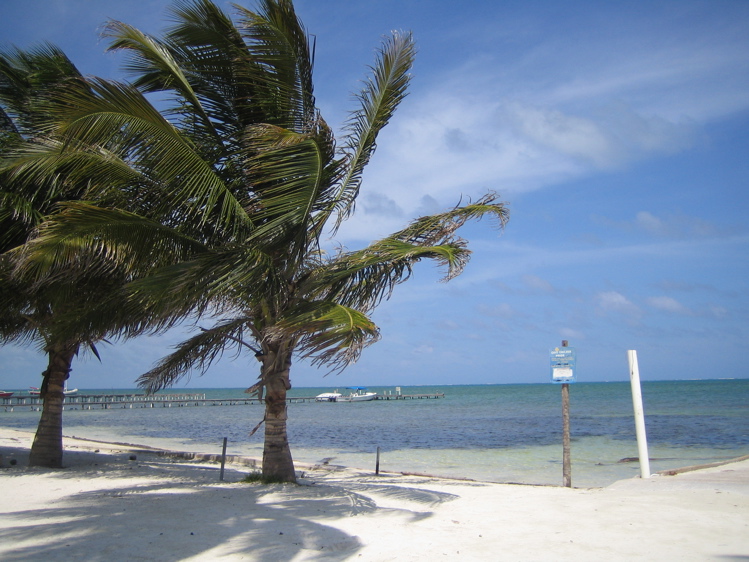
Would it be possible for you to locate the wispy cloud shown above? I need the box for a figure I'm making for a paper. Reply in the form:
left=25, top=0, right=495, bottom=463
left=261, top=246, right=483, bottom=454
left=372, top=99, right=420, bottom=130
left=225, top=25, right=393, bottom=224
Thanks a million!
left=593, top=210, right=737, bottom=240
left=521, top=274, right=555, bottom=294
left=646, top=296, right=693, bottom=315
left=335, top=2, right=749, bottom=243
left=595, top=291, right=641, bottom=318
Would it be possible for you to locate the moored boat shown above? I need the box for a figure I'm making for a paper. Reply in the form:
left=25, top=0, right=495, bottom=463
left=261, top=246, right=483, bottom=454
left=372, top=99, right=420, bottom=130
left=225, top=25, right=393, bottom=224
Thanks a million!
left=315, top=391, right=342, bottom=402
left=336, top=387, right=377, bottom=402
left=0, top=391, right=13, bottom=398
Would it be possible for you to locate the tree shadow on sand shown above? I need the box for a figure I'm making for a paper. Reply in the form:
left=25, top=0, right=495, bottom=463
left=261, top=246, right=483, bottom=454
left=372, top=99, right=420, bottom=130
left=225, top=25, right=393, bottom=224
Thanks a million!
left=0, top=448, right=457, bottom=561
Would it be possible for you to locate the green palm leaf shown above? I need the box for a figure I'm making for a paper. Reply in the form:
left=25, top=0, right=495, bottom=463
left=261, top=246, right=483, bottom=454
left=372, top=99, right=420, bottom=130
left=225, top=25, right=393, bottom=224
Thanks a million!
left=136, top=316, right=255, bottom=393
left=270, top=300, right=380, bottom=370
left=327, top=31, right=415, bottom=230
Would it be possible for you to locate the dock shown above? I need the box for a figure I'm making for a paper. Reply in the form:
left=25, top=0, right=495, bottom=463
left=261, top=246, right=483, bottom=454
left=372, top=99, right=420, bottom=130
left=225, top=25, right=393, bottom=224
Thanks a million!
left=1, top=392, right=444, bottom=411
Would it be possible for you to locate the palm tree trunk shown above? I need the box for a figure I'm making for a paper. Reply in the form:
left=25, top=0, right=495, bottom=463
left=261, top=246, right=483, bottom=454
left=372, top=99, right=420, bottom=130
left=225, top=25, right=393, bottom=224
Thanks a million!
left=261, top=343, right=296, bottom=482
left=28, top=342, right=77, bottom=468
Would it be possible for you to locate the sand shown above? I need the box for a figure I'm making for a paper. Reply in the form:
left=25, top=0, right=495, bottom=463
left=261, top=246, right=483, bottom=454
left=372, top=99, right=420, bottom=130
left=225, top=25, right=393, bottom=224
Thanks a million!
left=1, top=428, right=747, bottom=561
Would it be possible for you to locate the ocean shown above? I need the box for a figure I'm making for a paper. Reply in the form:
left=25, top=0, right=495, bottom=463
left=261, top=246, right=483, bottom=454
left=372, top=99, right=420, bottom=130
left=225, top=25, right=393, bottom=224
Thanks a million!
left=2, top=380, right=747, bottom=487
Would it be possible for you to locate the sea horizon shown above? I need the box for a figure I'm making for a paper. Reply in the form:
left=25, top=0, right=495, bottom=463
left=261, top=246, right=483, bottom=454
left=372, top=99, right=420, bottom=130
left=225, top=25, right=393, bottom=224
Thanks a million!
left=5, top=377, right=748, bottom=392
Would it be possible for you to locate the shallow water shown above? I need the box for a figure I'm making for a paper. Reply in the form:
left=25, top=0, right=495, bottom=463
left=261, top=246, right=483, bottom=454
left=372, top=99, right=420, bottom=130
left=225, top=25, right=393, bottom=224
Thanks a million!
left=2, top=380, right=747, bottom=487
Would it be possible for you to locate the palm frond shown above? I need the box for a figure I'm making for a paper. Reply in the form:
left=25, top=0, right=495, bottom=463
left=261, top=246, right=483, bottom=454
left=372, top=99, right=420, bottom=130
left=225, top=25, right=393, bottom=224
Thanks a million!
left=122, top=243, right=280, bottom=327
left=306, top=193, right=509, bottom=311
left=136, top=316, right=255, bottom=393
left=0, top=42, right=82, bottom=134
left=327, top=31, right=415, bottom=231
left=241, top=122, right=331, bottom=256
left=0, top=189, right=44, bottom=247
left=268, top=300, right=380, bottom=371
left=14, top=202, right=208, bottom=283
left=233, top=0, right=316, bottom=131
left=52, top=78, right=253, bottom=236
left=103, top=19, right=217, bottom=138
left=2, top=136, right=151, bottom=207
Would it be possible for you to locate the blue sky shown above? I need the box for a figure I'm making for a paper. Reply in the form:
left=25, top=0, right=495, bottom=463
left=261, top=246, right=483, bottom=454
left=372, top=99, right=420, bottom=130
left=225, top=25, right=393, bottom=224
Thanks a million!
left=1, top=0, right=748, bottom=390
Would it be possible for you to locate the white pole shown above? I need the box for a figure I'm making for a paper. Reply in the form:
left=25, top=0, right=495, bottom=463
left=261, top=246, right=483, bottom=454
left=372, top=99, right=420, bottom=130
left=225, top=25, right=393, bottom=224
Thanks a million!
left=627, top=350, right=651, bottom=478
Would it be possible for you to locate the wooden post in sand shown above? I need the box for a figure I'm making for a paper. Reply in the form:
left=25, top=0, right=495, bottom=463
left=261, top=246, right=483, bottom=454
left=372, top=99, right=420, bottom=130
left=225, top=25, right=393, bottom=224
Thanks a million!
left=561, top=341, right=572, bottom=488
left=562, top=382, right=571, bottom=487
left=627, top=350, right=651, bottom=478
left=375, top=446, right=381, bottom=475
left=220, top=437, right=228, bottom=481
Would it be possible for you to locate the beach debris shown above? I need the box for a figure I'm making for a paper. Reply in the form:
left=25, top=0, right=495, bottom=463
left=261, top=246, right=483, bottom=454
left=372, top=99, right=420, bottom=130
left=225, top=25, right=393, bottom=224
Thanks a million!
left=0, top=456, right=18, bottom=468
left=129, top=455, right=137, bottom=461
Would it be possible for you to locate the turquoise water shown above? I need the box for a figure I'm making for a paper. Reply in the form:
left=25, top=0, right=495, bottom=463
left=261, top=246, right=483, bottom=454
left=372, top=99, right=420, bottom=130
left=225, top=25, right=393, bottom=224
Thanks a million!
left=2, top=380, right=747, bottom=487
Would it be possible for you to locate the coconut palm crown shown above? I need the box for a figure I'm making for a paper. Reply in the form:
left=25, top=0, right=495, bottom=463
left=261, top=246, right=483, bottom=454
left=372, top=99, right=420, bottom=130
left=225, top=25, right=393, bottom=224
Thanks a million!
left=10, top=0, right=509, bottom=481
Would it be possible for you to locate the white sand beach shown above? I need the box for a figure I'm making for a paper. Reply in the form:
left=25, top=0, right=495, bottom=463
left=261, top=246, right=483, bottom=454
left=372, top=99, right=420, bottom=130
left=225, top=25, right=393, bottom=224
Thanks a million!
left=1, top=428, right=747, bottom=561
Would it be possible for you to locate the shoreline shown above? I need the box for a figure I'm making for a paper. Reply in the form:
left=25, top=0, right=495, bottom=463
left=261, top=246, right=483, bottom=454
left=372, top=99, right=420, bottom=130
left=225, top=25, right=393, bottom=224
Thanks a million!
left=14, top=428, right=748, bottom=486
left=2, top=428, right=748, bottom=560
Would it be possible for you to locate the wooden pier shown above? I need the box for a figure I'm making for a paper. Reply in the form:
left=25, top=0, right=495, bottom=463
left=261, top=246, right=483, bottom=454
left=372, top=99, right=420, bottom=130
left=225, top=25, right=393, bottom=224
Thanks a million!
left=1, top=392, right=444, bottom=411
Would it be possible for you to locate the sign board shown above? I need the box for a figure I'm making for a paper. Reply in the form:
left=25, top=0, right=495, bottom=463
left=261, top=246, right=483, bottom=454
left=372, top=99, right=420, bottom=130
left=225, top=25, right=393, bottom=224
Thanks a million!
left=550, top=347, right=576, bottom=383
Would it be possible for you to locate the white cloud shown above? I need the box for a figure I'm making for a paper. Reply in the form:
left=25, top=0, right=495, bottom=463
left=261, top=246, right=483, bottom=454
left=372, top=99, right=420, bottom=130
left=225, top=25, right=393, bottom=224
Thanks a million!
left=361, top=192, right=404, bottom=217
left=595, top=291, right=641, bottom=317
left=634, top=211, right=720, bottom=239
left=646, top=296, right=692, bottom=315
left=522, top=274, right=555, bottom=293
left=708, top=305, right=728, bottom=319
left=503, top=103, right=616, bottom=167
left=592, top=211, right=726, bottom=241
left=332, top=0, right=749, bottom=244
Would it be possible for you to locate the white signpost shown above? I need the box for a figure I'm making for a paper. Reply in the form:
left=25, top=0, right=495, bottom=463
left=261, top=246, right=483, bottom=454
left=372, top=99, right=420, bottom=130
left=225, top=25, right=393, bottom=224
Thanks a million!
left=627, top=350, right=651, bottom=479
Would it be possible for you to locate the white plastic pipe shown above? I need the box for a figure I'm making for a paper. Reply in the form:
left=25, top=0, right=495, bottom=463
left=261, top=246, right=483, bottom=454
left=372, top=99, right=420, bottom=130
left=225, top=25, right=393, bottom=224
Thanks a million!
left=627, top=350, right=651, bottom=478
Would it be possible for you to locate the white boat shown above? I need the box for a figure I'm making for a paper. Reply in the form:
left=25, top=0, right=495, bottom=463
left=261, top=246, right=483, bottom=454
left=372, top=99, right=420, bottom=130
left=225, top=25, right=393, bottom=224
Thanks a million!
left=27, top=384, right=78, bottom=396
left=315, top=391, right=342, bottom=402
left=335, top=387, right=377, bottom=402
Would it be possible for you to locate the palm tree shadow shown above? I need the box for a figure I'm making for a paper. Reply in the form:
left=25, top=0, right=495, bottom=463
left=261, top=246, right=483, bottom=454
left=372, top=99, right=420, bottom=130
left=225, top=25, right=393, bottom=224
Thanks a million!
left=0, top=451, right=460, bottom=561
left=1, top=477, right=364, bottom=561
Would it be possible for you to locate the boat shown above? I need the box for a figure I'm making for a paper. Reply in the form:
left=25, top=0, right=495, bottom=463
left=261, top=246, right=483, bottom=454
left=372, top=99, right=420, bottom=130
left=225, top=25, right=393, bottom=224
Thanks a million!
left=335, top=387, right=377, bottom=402
left=315, top=390, right=342, bottom=402
left=25, top=384, right=78, bottom=396
left=0, top=391, right=13, bottom=398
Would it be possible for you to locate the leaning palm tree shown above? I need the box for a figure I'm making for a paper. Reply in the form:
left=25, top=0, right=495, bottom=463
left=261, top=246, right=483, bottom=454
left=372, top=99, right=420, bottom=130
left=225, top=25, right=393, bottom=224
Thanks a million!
left=14, top=0, right=509, bottom=481
left=0, top=44, right=118, bottom=467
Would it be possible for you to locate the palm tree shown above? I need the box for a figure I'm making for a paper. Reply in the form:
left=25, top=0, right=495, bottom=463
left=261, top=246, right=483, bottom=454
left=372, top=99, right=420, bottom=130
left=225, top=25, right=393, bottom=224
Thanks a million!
left=0, top=44, right=115, bottom=467
left=13, top=0, right=509, bottom=481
